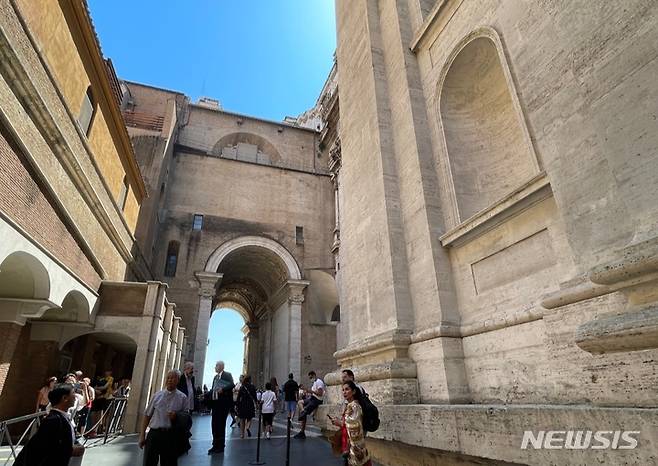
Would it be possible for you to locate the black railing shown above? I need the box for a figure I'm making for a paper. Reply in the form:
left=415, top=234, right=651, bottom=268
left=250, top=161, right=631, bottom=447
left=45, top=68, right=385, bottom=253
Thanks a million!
left=0, top=411, right=47, bottom=464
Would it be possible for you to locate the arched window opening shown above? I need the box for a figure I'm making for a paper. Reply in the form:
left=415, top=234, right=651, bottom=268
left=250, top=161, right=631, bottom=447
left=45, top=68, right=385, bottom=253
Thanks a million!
left=440, top=35, right=537, bottom=222
left=164, top=241, right=180, bottom=277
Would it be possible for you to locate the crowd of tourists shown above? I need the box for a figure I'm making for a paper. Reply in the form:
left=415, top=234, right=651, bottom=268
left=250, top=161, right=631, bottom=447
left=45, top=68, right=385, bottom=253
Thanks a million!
left=202, top=362, right=373, bottom=466
left=17, top=361, right=375, bottom=466
left=16, top=369, right=132, bottom=465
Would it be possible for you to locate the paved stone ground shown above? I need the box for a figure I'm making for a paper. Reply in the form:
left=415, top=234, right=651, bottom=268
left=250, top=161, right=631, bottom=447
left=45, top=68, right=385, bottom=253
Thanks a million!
left=77, top=412, right=344, bottom=466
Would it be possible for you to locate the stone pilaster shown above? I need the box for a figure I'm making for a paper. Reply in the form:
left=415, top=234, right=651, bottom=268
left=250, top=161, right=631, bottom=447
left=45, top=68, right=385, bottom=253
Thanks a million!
left=153, top=302, right=174, bottom=392
left=175, top=327, right=185, bottom=370
left=287, top=279, right=308, bottom=381
left=193, top=271, right=222, bottom=385
left=124, top=281, right=166, bottom=433
left=243, top=323, right=260, bottom=383
left=167, top=317, right=181, bottom=373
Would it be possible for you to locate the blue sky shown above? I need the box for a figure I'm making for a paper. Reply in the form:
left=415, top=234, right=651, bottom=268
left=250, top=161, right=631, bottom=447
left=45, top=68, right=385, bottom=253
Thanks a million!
left=88, top=0, right=337, bottom=121
left=204, top=308, right=245, bottom=388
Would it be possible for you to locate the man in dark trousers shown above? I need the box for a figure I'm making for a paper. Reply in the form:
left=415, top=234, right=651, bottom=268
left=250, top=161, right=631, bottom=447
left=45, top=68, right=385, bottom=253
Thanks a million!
left=139, top=369, right=188, bottom=466
left=177, top=361, right=196, bottom=412
left=282, top=372, right=299, bottom=419
left=208, top=360, right=234, bottom=454
left=15, top=384, right=85, bottom=466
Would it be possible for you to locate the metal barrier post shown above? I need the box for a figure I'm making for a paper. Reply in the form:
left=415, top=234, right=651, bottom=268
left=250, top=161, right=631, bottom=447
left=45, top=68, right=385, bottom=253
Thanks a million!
left=285, top=415, right=291, bottom=466
left=249, top=405, right=265, bottom=465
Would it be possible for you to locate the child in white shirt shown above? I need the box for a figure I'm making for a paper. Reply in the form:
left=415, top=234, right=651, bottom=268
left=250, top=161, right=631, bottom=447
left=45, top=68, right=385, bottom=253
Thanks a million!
left=260, top=383, right=276, bottom=439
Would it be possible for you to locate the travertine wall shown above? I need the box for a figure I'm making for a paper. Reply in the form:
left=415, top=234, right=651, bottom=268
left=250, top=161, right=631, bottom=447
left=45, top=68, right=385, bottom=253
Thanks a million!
left=327, top=0, right=658, bottom=464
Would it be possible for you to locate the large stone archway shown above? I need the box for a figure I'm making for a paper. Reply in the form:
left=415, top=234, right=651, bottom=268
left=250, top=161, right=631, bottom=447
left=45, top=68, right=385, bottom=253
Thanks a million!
left=193, top=236, right=308, bottom=385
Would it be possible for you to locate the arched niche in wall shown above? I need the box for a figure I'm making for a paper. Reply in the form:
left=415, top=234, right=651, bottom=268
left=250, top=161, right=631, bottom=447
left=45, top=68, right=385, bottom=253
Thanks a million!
left=211, top=132, right=282, bottom=164
left=437, top=28, right=540, bottom=224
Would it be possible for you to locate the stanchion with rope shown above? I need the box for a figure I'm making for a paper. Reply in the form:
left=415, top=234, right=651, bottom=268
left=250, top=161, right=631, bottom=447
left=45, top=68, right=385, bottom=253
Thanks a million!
left=249, top=405, right=265, bottom=465
left=285, top=415, right=291, bottom=466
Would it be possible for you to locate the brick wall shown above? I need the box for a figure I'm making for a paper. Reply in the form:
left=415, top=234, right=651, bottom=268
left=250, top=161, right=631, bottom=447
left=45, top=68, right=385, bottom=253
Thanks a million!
left=0, top=124, right=102, bottom=290
left=0, top=323, right=22, bottom=397
left=0, top=324, right=59, bottom=420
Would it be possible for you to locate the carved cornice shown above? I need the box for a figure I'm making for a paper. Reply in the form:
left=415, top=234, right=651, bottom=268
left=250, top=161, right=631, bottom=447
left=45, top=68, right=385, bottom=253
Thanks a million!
left=269, top=279, right=310, bottom=309
left=288, top=293, right=305, bottom=305
left=195, top=271, right=222, bottom=298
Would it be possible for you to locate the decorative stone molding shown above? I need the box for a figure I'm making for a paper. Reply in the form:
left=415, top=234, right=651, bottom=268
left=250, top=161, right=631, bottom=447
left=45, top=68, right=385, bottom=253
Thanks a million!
left=334, top=329, right=413, bottom=362
left=195, top=271, right=222, bottom=298
left=440, top=173, right=551, bottom=247
left=575, top=306, right=658, bottom=354
left=325, top=359, right=417, bottom=386
left=288, top=293, right=305, bottom=305
left=205, top=236, right=301, bottom=280
left=541, top=235, right=658, bottom=354
left=269, top=279, right=309, bottom=310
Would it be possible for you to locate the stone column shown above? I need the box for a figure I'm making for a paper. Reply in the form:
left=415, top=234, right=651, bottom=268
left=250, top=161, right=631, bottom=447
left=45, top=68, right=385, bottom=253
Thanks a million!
left=153, top=302, right=174, bottom=393
left=287, top=280, right=309, bottom=382
left=167, top=317, right=181, bottom=373
left=193, top=272, right=222, bottom=385
left=175, top=327, right=185, bottom=370
left=242, top=323, right=260, bottom=383
left=125, top=281, right=166, bottom=433
left=179, top=336, right=188, bottom=370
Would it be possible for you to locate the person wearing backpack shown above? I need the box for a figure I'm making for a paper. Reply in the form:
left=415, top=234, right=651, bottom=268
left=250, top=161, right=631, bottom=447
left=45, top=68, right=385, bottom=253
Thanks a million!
left=341, top=370, right=366, bottom=397
left=329, top=381, right=372, bottom=466
left=341, top=369, right=380, bottom=434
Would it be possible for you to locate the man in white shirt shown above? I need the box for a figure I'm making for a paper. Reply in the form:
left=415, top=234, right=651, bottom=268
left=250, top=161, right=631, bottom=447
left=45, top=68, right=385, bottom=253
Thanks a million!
left=294, top=370, right=326, bottom=439
left=139, top=370, right=188, bottom=466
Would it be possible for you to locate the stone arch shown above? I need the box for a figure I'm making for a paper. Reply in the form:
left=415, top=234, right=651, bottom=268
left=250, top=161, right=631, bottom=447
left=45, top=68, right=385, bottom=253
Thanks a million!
left=211, top=132, right=282, bottom=163
left=40, top=290, right=91, bottom=323
left=0, top=251, right=50, bottom=300
left=213, top=298, right=252, bottom=324
left=437, top=27, right=539, bottom=223
left=59, top=330, right=138, bottom=353
left=205, top=236, right=301, bottom=281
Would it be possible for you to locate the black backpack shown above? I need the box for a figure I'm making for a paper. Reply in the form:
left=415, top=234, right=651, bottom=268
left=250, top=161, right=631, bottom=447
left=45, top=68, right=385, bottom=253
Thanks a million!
left=359, top=394, right=380, bottom=432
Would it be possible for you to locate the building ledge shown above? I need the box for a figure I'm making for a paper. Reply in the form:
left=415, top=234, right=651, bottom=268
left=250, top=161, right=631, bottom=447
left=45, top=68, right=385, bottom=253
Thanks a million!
left=440, top=173, right=552, bottom=248
left=317, top=403, right=658, bottom=466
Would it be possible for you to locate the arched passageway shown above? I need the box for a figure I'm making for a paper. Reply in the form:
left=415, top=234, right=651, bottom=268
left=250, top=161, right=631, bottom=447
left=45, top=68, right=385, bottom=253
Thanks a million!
left=193, top=236, right=310, bottom=386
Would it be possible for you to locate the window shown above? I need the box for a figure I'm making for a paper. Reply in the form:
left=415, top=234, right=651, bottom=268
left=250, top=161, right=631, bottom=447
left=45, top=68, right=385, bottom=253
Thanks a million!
left=192, top=214, right=203, bottom=231
left=77, top=86, right=96, bottom=136
left=164, top=241, right=180, bottom=277
left=118, top=176, right=129, bottom=211
left=295, top=226, right=304, bottom=245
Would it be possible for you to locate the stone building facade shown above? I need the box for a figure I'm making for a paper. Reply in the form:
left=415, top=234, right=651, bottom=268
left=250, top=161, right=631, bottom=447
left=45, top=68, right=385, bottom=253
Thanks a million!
left=0, top=0, right=187, bottom=433
left=316, top=1, right=658, bottom=465
left=123, top=81, right=339, bottom=387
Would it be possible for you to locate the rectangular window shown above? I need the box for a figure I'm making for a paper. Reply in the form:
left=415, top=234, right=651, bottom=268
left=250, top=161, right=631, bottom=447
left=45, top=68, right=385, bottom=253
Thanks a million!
left=118, top=176, right=129, bottom=211
left=295, top=226, right=304, bottom=245
left=193, top=214, right=204, bottom=231
left=164, top=241, right=180, bottom=277
left=77, top=86, right=95, bottom=136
